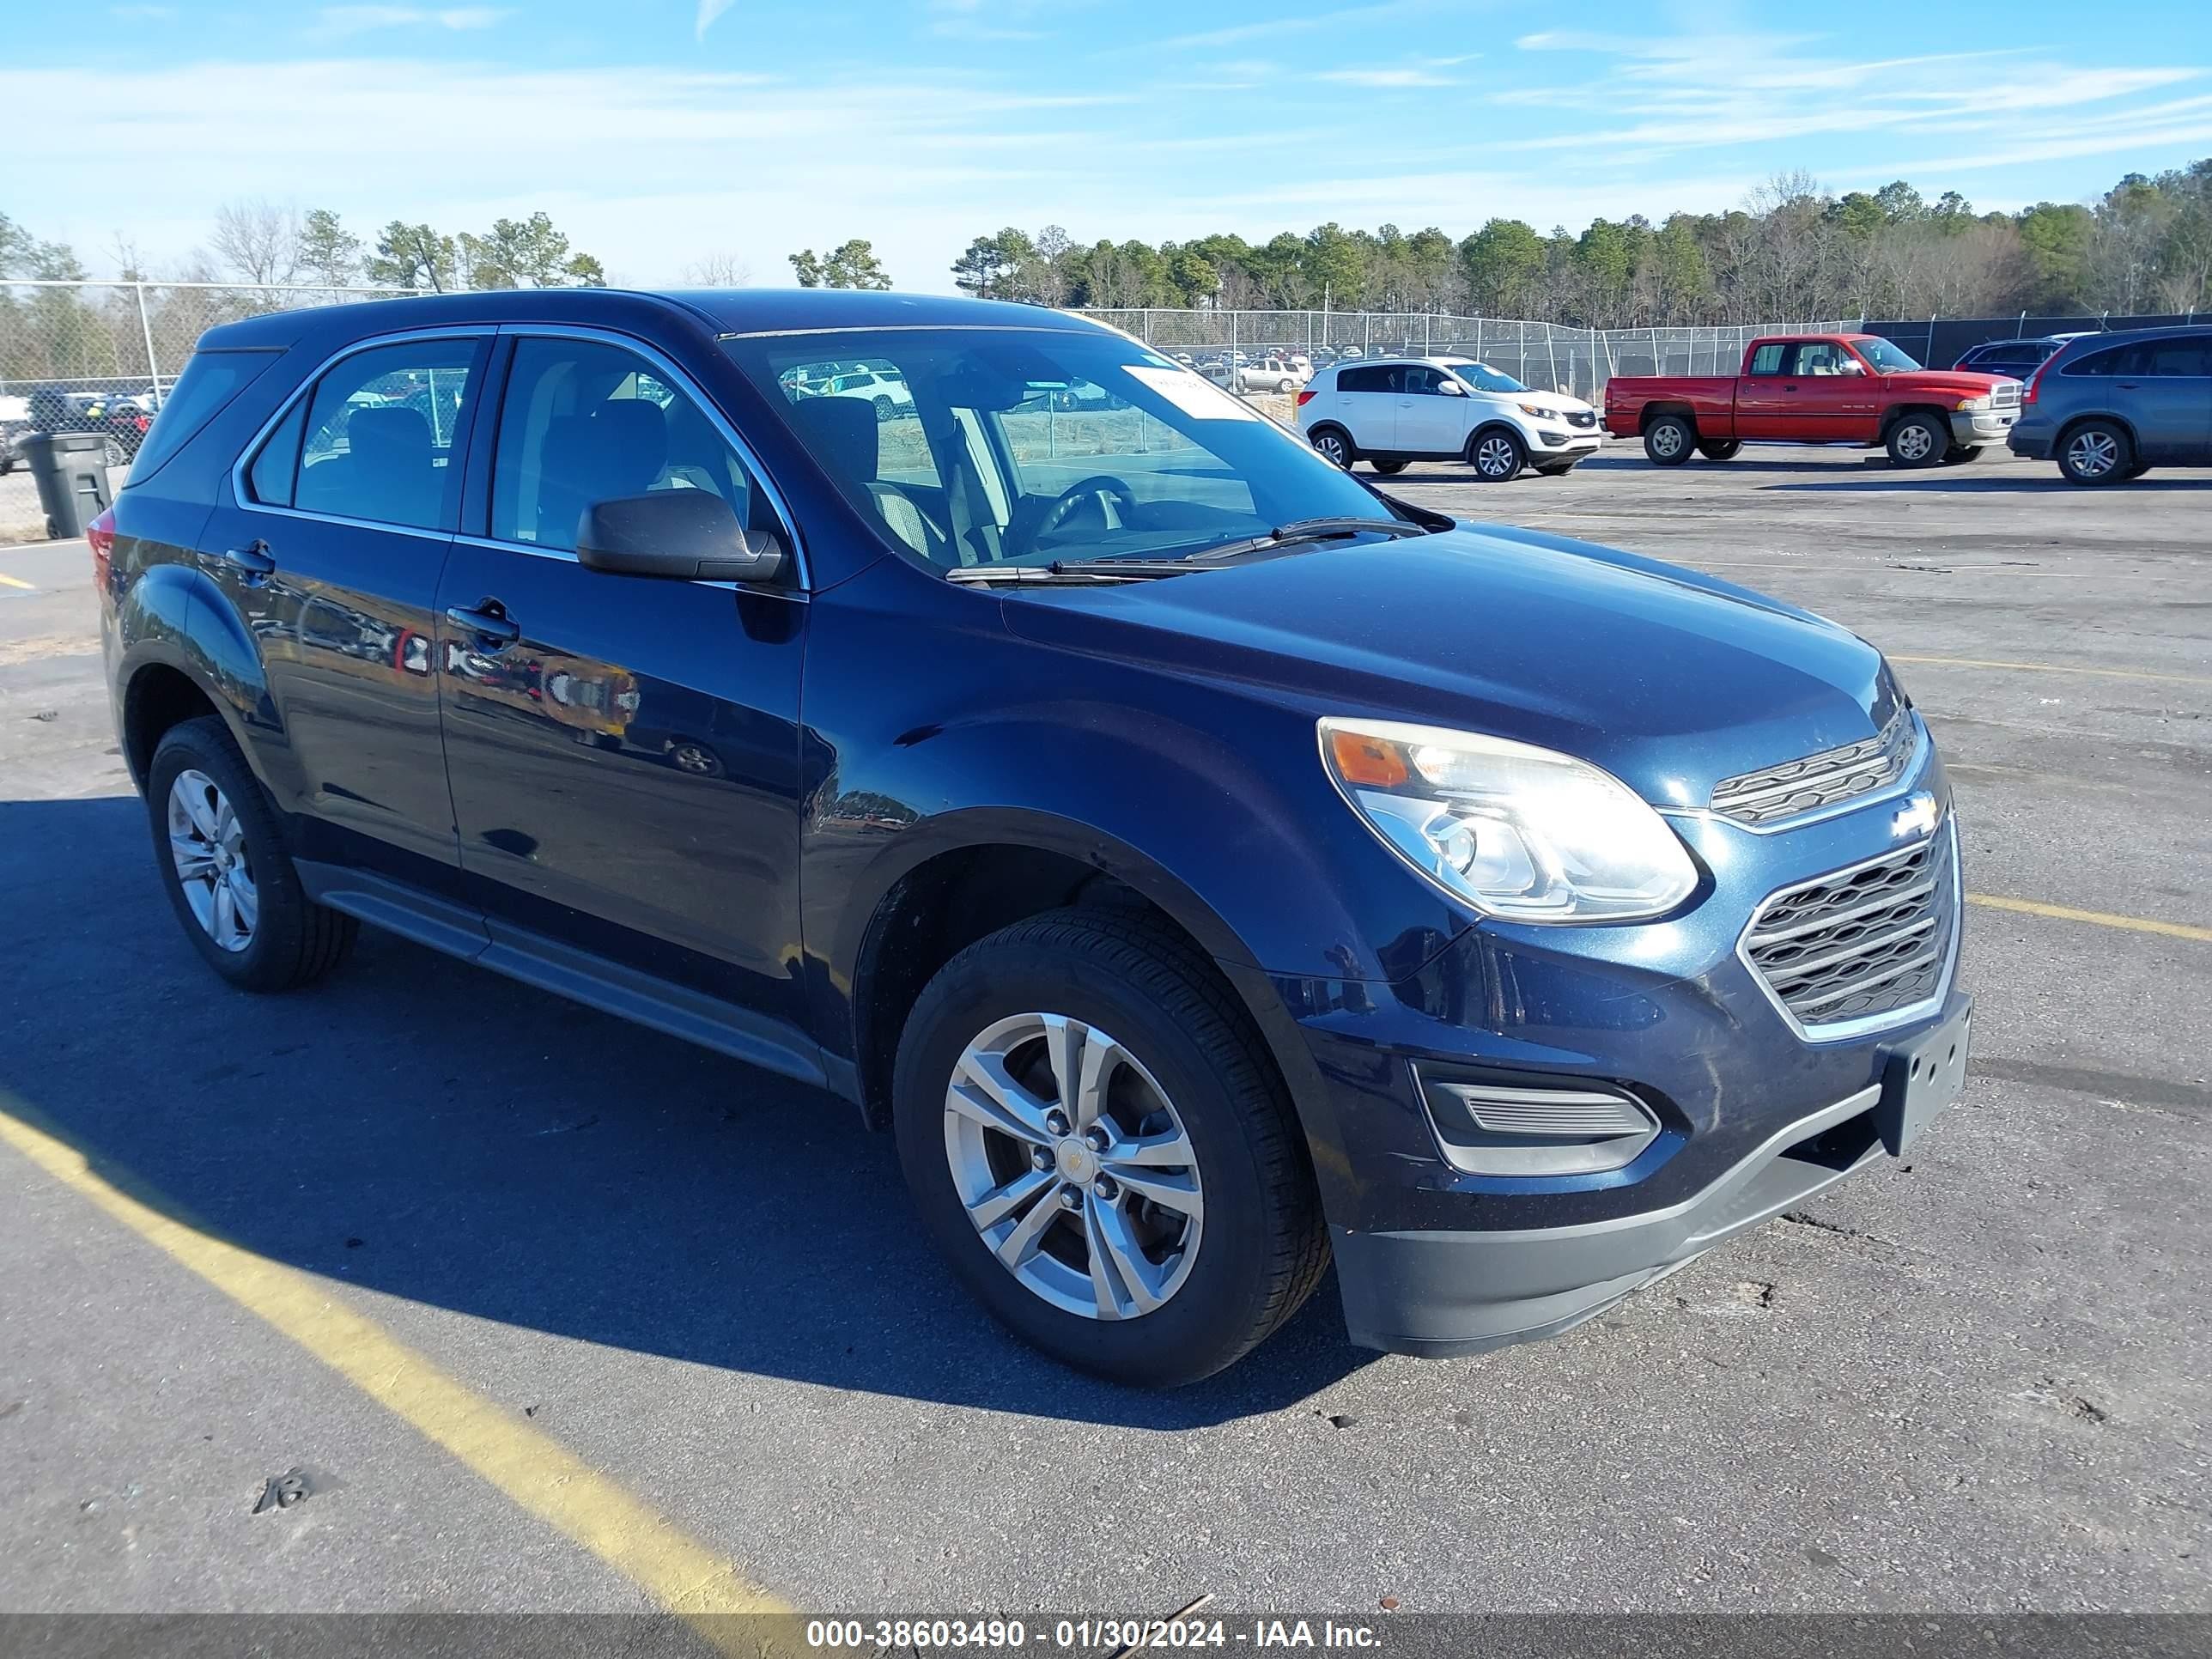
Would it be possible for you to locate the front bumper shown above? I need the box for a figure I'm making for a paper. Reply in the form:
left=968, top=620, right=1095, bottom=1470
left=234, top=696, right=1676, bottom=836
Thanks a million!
left=1952, top=408, right=2019, bottom=446
left=1332, top=1002, right=1966, bottom=1355
left=1533, top=425, right=1604, bottom=453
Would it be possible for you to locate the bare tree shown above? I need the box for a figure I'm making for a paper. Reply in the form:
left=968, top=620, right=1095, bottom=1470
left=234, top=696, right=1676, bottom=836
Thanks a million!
left=210, top=198, right=304, bottom=287
left=682, top=252, right=754, bottom=286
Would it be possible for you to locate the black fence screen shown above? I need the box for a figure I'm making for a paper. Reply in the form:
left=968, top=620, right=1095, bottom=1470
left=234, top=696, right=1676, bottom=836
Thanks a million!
left=1862, top=313, right=2207, bottom=369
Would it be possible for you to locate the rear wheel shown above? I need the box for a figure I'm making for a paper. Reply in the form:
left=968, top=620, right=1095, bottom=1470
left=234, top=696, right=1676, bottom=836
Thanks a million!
left=1468, top=428, right=1526, bottom=482
left=1533, top=459, right=1579, bottom=476
left=1643, top=415, right=1694, bottom=466
left=1886, top=412, right=1947, bottom=468
left=148, top=716, right=357, bottom=992
left=1308, top=426, right=1354, bottom=469
left=1369, top=458, right=1408, bottom=476
left=2057, top=420, right=2133, bottom=486
left=872, top=395, right=895, bottom=424
left=102, top=436, right=126, bottom=469
left=1696, top=439, right=1741, bottom=461
left=892, top=909, right=1327, bottom=1387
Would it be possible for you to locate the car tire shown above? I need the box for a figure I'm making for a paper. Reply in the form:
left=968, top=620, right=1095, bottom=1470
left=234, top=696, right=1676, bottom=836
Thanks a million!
left=2057, top=420, right=2134, bottom=486
left=1534, top=460, right=1579, bottom=476
left=1369, top=459, right=1408, bottom=476
left=891, top=908, right=1328, bottom=1388
left=1468, top=428, right=1526, bottom=482
left=1696, top=440, right=1741, bottom=461
left=102, top=437, right=126, bottom=470
left=1886, top=411, right=1948, bottom=469
left=1643, top=415, right=1694, bottom=466
left=1941, top=445, right=1983, bottom=466
left=872, top=396, right=895, bottom=424
left=148, top=715, right=358, bottom=992
left=1308, top=426, right=1355, bottom=469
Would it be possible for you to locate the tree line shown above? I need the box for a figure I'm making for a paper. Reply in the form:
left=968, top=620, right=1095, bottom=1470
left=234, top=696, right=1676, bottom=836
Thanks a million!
left=949, top=159, right=2212, bottom=325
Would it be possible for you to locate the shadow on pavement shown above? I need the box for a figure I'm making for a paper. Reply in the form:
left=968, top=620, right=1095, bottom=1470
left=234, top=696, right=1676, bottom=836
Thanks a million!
left=0, top=794, right=1374, bottom=1431
left=1762, top=474, right=2212, bottom=493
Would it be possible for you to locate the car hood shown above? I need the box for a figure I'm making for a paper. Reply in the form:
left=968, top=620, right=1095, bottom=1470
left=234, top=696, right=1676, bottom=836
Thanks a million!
left=1885, top=368, right=2016, bottom=397
left=1507, top=388, right=1595, bottom=417
left=998, top=524, right=1900, bottom=809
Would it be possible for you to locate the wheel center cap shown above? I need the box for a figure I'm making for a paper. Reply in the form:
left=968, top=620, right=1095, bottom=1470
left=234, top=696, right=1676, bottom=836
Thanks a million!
left=1054, top=1138, right=1097, bottom=1183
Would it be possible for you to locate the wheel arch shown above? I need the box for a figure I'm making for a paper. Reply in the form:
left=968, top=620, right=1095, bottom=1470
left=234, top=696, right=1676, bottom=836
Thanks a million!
left=2052, top=409, right=2140, bottom=455
left=1305, top=420, right=1358, bottom=459
left=115, top=564, right=276, bottom=794
left=839, top=811, right=1273, bottom=1132
left=1878, top=401, right=1952, bottom=441
left=1638, top=401, right=1698, bottom=434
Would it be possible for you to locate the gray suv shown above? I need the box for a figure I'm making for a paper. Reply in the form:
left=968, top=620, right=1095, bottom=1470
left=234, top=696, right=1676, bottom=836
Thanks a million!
left=2008, top=325, right=2212, bottom=484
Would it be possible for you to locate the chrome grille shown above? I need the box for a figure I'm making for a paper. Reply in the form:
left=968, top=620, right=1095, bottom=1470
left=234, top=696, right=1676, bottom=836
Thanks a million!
left=1743, top=825, right=1957, bottom=1034
left=1711, top=708, right=1914, bottom=828
left=1992, top=381, right=2021, bottom=406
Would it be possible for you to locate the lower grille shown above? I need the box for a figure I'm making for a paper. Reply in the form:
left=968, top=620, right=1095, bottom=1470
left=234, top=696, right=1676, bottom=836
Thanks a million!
left=1742, top=823, right=1958, bottom=1035
left=1566, top=409, right=1597, bottom=428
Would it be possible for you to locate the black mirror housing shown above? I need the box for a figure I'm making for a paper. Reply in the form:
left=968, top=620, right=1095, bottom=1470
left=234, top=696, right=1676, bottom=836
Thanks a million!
left=575, top=491, right=787, bottom=584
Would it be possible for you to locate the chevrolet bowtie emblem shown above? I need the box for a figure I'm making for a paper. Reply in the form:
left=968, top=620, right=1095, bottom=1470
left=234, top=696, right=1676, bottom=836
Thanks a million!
left=1892, top=791, right=1941, bottom=840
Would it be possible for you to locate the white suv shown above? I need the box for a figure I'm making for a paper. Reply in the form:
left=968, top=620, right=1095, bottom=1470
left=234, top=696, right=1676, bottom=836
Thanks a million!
left=1296, top=356, right=1603, bottom=480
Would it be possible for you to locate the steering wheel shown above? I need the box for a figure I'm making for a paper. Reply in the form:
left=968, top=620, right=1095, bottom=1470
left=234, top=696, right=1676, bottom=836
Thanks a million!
left=1031, top=475, right=1140, bottom=550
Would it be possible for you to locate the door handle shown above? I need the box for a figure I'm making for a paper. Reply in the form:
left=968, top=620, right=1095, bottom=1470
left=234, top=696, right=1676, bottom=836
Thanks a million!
left=219, top=540, right=276, bottom=584
left=445, top=602, right=520, bottom=647
left=2114, top=380, right=2141, bottom=390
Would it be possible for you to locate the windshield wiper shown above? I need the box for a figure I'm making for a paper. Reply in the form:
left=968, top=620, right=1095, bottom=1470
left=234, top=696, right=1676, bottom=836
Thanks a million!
left=1179, top=515, right=1431, bottom=564
left=945, top=559, right=1194, bottom=585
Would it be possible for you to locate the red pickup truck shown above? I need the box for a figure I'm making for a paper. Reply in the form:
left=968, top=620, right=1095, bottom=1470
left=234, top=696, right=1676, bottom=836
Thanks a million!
left=1603, top=332, right=2023, bottom=469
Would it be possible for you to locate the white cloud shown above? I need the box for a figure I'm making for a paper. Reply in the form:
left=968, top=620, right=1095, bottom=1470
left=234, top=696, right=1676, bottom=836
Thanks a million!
left=696, top=0, right=738, bottom=40
left=1316, top=67, right=1458, bottom=88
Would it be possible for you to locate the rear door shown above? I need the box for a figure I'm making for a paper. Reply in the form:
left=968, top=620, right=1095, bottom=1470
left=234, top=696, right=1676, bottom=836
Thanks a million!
left=204, top=328, right=489, bottom=890
left=435, top=326, right=813, bottom=1042
left=1736, top=340, right=1869, bottom=441
left=1332, top=363, right=1397, bottom=451
left=2123, top=337, right=2212, bottom=461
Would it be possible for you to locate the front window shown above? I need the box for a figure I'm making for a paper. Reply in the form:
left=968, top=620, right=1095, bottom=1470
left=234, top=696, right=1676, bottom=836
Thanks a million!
left=726, top=327, right=1392, bottom=570
left=1854, top=337, right=1922, bottom=373
left=1447, top=362, right=1528, bottom=395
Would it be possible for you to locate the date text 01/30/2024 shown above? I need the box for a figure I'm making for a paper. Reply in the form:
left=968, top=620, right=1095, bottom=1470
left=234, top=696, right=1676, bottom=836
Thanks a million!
left=803, top=1618, right=1384, bottom=1650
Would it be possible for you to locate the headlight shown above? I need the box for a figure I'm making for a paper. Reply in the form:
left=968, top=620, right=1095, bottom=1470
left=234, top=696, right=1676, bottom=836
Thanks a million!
left=1516, top=403, right=1561, bottom=421
left=1956, top=394, right=1992, bottom=410
left=1319, top=717, right=1698, bottom=923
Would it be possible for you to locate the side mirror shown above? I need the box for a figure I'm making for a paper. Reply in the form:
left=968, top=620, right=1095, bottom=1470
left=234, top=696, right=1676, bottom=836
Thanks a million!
left=1838, top=359, right=1867, bottom=376
left=575, top=491, right=787, bottom=584
left=1436, top=380, right=1465, bottom=395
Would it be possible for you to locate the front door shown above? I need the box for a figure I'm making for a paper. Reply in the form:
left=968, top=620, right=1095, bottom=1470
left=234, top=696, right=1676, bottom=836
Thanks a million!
left=1394, top=364, right=1468, bottom=455
left=202, top=331, right=489, bottom=888
left=436, top=330, right=812, bottom=1039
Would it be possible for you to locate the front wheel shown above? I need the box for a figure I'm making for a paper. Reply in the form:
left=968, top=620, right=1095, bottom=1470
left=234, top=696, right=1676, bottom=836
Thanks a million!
left=1643, top=415, right=1694, bottom=466
left=1697, top=439, right=1741, bottom=461
left=892, top=909, right=1327, bottom=1387
left=1534, top=460, right=1579, bottom=476
left=1469, top=428, right=1526, bottom=482
left=1887, top=412, right=1948, bottom=468
left=148, top=717, right=358, bottom=992
left=1369, top=458, right=1408, bottom=476
left=1308, top=427, right=1354, bottom=469
left=2057, top=420, right=2134, bottom=486
left=872, top=396, right=895, bottom=424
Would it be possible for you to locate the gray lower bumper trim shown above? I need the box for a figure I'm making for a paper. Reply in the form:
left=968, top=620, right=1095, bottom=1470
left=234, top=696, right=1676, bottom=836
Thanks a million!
left=1334, top=1084, right=1887, bottom=1358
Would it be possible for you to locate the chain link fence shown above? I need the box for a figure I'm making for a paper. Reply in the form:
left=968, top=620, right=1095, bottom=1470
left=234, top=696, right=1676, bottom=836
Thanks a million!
left=0, top=279, right=420, bottom=468
left=1075, top=310, right=1858, bottom=401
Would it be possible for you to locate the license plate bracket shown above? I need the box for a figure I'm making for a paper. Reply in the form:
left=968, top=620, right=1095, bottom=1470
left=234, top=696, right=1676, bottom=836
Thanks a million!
left=1875, top=1000, right=1972, bottom=1156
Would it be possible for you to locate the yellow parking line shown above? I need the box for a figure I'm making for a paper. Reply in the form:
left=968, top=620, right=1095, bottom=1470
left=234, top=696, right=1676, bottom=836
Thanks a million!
left=0, top=1093, right=789, bottom=1644
left=1893, top=654, right=2212, bottom=688
left=1968, top=893, right=2212, bottom=943
left=0, top=573, right=34, bottom=591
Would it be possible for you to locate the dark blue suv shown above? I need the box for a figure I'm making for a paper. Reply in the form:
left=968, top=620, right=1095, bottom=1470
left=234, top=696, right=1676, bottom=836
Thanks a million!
left=97, top=289, right=1970, bottom=1385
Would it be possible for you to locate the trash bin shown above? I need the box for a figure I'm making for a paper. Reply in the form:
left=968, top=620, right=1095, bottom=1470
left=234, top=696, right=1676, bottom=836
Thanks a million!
left=21, top=431, right=114, bottom=540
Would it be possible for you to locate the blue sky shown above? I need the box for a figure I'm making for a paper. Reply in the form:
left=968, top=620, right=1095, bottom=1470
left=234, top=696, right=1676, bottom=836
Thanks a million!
left=9, top=0, right=2212, bottom=290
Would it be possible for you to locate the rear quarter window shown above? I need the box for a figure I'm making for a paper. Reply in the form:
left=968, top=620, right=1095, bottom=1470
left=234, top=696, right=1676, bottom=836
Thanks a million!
left=121, top=349, right=280, bottom=487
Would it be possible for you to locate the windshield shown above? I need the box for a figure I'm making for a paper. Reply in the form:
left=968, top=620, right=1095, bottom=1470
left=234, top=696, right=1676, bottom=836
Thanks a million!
left=1448, top=362, right=1528, bottom=394
left=726, top=326, right=1394, bottom=569
left=1855, top=337, right=1923, bottom=373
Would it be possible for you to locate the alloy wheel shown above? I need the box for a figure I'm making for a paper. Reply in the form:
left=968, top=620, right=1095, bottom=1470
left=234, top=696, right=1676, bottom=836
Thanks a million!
left=1894, top=422, right=1936, bottom=464
left=1648, top=423, right=1684, bottom=459
left=1312, top=431, right=1348, bottom=467
left=167, top=769, right=258, bottom=953
left=942, top=1012, right=1204, bottom=1321
left=1476, top=435, right=1519, bottom=478
left=2066, top=429, right=2118, bottom=479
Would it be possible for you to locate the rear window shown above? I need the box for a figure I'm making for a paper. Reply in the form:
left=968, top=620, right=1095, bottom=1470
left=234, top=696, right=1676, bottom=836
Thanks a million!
left=122, top=349, right=279, bottom=487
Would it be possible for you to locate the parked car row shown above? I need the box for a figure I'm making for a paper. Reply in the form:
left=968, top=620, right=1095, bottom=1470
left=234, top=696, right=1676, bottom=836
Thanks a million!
left=15, top=385, right=158, bottom=468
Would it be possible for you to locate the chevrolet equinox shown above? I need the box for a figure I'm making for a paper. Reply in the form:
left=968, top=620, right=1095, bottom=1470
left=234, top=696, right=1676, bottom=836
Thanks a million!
left=97, top=289, right=1971, bottom=1385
